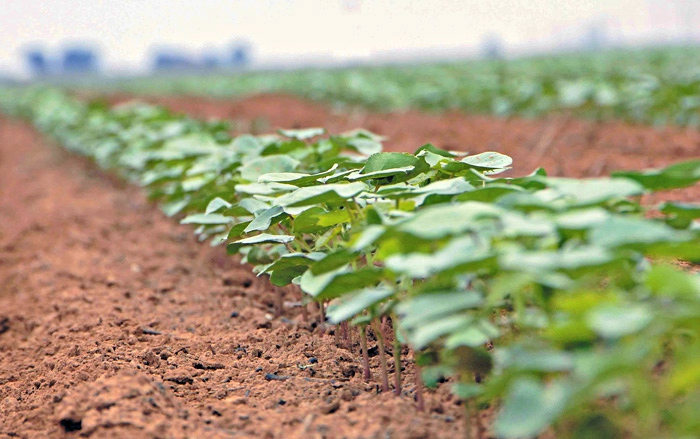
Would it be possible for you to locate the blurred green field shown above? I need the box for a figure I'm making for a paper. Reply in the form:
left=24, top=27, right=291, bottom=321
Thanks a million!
left=91, top=46, right=700, bottom=126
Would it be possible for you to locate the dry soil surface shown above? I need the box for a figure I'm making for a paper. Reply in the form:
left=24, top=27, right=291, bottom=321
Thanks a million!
left=2, top=93, right=699, bottom=439
left=0, top=117, right=467, bottom=439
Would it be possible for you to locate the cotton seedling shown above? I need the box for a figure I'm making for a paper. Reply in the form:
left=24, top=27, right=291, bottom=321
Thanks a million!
left=2, top=86, right=700, bottom=439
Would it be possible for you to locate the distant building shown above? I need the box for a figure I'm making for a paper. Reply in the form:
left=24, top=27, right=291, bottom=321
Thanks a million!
left=0, top=75, right=17, bottom=85
left=201, top=49, right=222, bottom=69
left=152, top=50, right=196, bottom=71
left=480, top=34, right=504, bottom=59
left=25, top=49, right=50, bottom=76
left=583, top=21, right=608, bottom=50
left=230, top=43, right=251, bottom=67
left=150, top=43, right=251, bottom=73
left=62, top=47, right=99, bottom=74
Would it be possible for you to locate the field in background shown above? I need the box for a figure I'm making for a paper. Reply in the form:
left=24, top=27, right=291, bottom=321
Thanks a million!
left=85, top=46, right=700, bottom=126
left=1, top=45, right=700, bottom=439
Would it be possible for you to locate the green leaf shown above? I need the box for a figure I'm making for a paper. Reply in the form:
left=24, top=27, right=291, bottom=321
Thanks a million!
left=274, top=182, right=368, bottom=207
left=160, top=133, right=221, bottom=157
left=310, top=249, right=358, bottom=275
left=645, top=265, right=700, bottom=298
left=257, top=164, right=340, bottom=186
left=350, top=225, right=386, bottom=251
left=546, top=177, right=645, bottom=206
left=613, top=159, right=700, bottom=191
left=235, top=182, right=297, bottom=196
left=499, top=247, right=614, bottom=273
left=397, top=291, right=483, bottom=326
left=346, top=137, right=383, bottom=155
left=357, top=152, right=428, bottom=185
left=205, top=197, right=232, bottom=215
left=278, top=127, right=326, bottom=140
left=160, top=198, right=189, bottom=217
left=180, top=213, right=233, bottom=225
left=659, top=202, right=700, bottom=229
left=299, top=266, right=384, bottom=300
left=554, top=208, right=610, bottom=230
left=385, top=236, right=494, bottom=278
left=244, top=206, right=286, bottom=233
left=496, top=346, right=574, bottom=373
left=347, top=166, right=416, bottom=182
left=227, top=221, right=252, bottom=239
left=494, top=378, right=569, bottom=439
left=397, top=202, right=503, bottom=239
left=226, top=233, right=294, bottom=253
left=240, top=155, right=300, bottom=182
left=445, top=320, right=499, bottom=348
left=589, top=217, right=692, bottom=249
left=362, top=152, right=421, bottom=173
left=264, top=252, right=325, bottom=286
left=237, top=198, right=271, bottom=215
left=407, top=314, right=471, bottom=350
left=455, top=184, right=524, bottom=203
left=587, top=305, right=653, bottom=338
left=452, top=383, right=484, bottom=400
left=414, top=143, right=459, bottom=157
left=231, top=134, right=264, bottom=157
left=326, top=287, right=395, bottom=323
left=460, top=151, right=513, bottom=169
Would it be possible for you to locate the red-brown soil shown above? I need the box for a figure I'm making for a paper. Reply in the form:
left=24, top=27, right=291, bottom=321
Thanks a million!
left=0, top=118, right=467, bottom=439
left=1, top=93, right=698, bottom=439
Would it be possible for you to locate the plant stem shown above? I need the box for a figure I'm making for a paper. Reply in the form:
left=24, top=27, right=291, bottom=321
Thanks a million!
left=393, top=331, right=402, bottom=397
left=414, top=352, right=425, bottom=412
left=465, top=399, right=473, bottom=439
left=318, top=301, right=326, bottom=334
left=300, top=291, right=308, bottom=324
left=474, top=398, right=484, bottom=439
left=360, top=325, right=371, bottom=382
left=344, top=200, right=357, bottom=223
left=381, top=316, right=390, bottom=340
left=343, top=321, right=354, bottom=352
left=274, top=287, right=284, bottom=317
left=372, top=319, right=390, bottom=392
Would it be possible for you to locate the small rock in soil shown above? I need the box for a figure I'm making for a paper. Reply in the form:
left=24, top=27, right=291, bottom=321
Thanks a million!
left=264, top=373, right=290, bottom=381
left=140, top=349, right=161, bottom=367
left=193, top=361, right=225, bottom=370
left=0, top=316, right=9, bottom=334
left=141, top=327, right=162, bottom=335
left=321, top=401, right=340, bottom=415
left=164, top=374, right=194, bottom=385
left=59, top=417, right=82, bottom=432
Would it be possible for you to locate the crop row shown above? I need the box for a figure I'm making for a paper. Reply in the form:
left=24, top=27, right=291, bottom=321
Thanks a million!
left=85, top=47, right=700, bottom=126
left=1, top=87, right=700, bottom=438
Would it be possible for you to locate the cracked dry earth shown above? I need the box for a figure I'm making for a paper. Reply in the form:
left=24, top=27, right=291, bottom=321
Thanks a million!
left=0, top=117, right=467, bottom=439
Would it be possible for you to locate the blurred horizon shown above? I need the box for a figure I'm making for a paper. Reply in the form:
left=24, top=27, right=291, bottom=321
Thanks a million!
left=2, top=0, right=700, bottom=79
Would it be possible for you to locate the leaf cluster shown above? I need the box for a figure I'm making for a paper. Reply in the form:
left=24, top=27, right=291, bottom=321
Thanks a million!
left=2, top=87, right=700, bottom=439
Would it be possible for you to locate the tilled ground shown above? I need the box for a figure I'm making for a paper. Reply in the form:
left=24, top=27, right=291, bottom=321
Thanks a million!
left=0, top=117, right=466, bottom=439
left=1, top=93, right=698, bottom=439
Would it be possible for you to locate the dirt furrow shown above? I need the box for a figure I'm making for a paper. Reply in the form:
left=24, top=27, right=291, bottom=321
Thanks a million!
left=0, top=117, right=466, bottom=439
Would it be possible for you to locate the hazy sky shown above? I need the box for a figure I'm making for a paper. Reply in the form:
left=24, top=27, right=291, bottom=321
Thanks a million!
left=1, top=0, right=696, bottom=76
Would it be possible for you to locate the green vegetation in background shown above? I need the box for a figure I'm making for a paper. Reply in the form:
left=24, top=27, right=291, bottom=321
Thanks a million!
left=84, top=46, right=700, bottom=126
left=2, top=86, right=700, bottom=439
